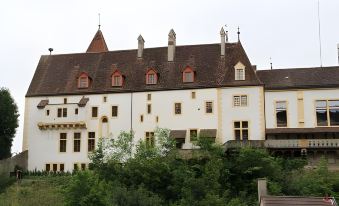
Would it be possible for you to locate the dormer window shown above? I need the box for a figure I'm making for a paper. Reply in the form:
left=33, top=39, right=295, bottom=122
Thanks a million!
left=234, top=62, right=245, bottom=81
left=183, top=66, right=194, bottom=83
left=78, top=72, right=89, bottom=88
left=146, top=69, right=157, bottom=85
left=111, top=70, right=123, bottom=87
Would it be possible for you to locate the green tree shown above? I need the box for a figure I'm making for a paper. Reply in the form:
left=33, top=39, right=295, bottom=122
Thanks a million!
left=0, top=88, right=19, bottom=159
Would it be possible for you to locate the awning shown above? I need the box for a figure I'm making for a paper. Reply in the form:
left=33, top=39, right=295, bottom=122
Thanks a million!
left=37, top=100, right=49, bottom=109
left=169, top=130, right=186, bottom=139
left=78, top=97, right=89, bottom=107
left=266, top=127, right=339, bottom=134
left=200, top=129, right=217, bottom=138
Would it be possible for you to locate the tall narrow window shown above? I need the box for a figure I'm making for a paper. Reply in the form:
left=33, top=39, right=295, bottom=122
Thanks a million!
left=329, top=100, right=339, bottom=126
left=62, top=108, right=67, bottom=117
left=78, top=72, right=89, bottom=88
left=146, top=69, right=157, bottom=85
left=147, top=94, right=151, bottom=101
left=183, top=67, right=194, bottom=83
left=276, top=101, right=287, bottom=127
left=234, top=121, right=249, bottom=140
left=88, top=132, right=95, bottom=152
left=175, top=103, right=182, bottom=115
left=73, top=133, right=81, bottom=152
left=75, top=108, right=78, bottom=115
left=60, top=164, right=64, bottom=172
left=145, top=132, right=155, bottom=147
left=235, top=68, right=245, bottom=80
left=53, top=164, right=58, bottom=172
left=103, top=96, right=107, bottom=102
left=64, top=98, right=67, bottom=104
left=46, top=110, right=50, bottom=116
left=316, top=100, right=328, bottom=126
left=46, top=164, right=50, bottom=172
left=205, top=101, right=213, bottom=113
left=92, top=107, right=98, bottom=117
left=112, top=106, right=118, bottom=117
left=60, top=133, right=67, bottom=152
left=147, top=104, right=151, bottom=114
left=112, top=71, right=123, bottom=87
left=57, top=108, right=62, bottom=117
left=140, top=115, right=144, bottom=122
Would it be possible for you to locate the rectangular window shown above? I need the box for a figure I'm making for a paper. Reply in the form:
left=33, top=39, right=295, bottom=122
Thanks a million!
left=145, top=132, right=155, bottom=147
left=112, top=106, right=118, bottom=117
left=191, top=92, right=196, bottom=99
left=74, top=133, right=81, bottom=152
left=147, top=104, right=151, bottom=114
left=57, top=108, right=62, bottom=117
left=92, top=107, right=98, bottom=117
left=147, top=94, right=151, bottom=101
left=184, top=72, right=194, bottom=82
left=190, top=129, right=198, bottom=141
left=147, top=74, right=156, bottom=84
left=329, top=100, right=339, bottom=126
left=75, top=108, right=78, bottom=115
left=64, top=98, right=67, bottom=104
left=74, top=164, right=78, bottom=171
left=59, top=133, right=67, bottom=152
left=62, top=108, right=67, bottom=117
left=60, top=164, right=64, bottom=172
left=276, top=101, right=287, bottom=127
left=175, top=103, right=182, bottom=115
left=46, top=109, right=50, bottom=116
left=79, top=77, right=88, bottom=88
left=235, top=68, right=245, bottom=80
left=81, top=163, right=86, bottom=170
left=53, top=164, right=57, bottom=172
left=316, top=100, right=328, bottom=126
left=88, top=132, right=95, bottom=152
left=233, top=95, right=247, bottom=107
left=205, top=101, right=213, bottom=113
left=156, top=116, right=159, bottom=123
left=46, top=164, right=50, bottom=172
left=113, top=76, right=121, bottom=86
left=234, top=121, right=249, bottom=140
left=140, top=115, right=144, bottom=122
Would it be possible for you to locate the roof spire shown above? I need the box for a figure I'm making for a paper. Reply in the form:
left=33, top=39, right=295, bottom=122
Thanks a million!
left=237, top=26, right=240, bottom=42
left=98, top=13, right=101, bottom=30
left=86, top=29, right=108, bottom=53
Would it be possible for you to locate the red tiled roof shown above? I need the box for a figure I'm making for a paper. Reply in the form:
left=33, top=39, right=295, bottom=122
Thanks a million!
left=86, top=29, right=108, bottom=53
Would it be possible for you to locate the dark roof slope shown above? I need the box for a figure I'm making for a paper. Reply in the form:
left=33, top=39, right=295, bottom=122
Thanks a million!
left=257, top=66, right=339, bottom=90
left=261, top=196, right=337, bottom=206
left=26, top=42, right=261, bottom=97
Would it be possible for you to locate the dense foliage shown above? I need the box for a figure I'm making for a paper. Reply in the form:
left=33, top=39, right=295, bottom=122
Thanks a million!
left=64, top=128, right=339, bottom=206
left=0, top=87, right=19, bottom=159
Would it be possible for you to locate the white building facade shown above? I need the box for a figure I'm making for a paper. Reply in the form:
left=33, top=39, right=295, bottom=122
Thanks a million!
left=23, top=28, right=339, bottom=171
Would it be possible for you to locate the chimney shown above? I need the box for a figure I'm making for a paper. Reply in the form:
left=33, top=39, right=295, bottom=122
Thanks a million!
left=337, top=43, right=339, bottom=65
left=220, top=27, right=226, bottom=56
left=257, top=178, right=267, bottom=203
left=137, top=35, right=145, bottom=59
left=168, top=29, right=176, bottom=62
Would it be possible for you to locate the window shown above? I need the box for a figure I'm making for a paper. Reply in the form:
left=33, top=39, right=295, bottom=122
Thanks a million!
left=147, top=94, right=151, bottom=101
left=64, top=98, right=67, bottom=104
left=74, top=133, right=81, bottom=152
left=190, top=129, right=198, bottom=141
left=112, top=71, right=123, bottom=87
left=175, top=103, right=182, bottom=115
left=74, top=164, right=79, bottom=171
left=233, top=95, right=248, bottom=107
left=60, top=164, right=64, bottom=172
left=88, top=132, right=95, bottom=152
left=235, top=68, right=245, bottom=80
left=146, top=69, right=157, bottom=85
left=147, top=104, right=151, bottom=114
left=140, top=115, right=144, bottom=122
left=81, top=163, right=86, bottom=170
left=276, top=101, right=287, bottom=127
left=145, top=132, right=155, bottom=147
left=183, top=67, right=194, bottom=83
left=316, top=100, right=339, bottom=126
left=46, top=164, right=50, bottom=172
left=60, top=133, right=67, bottom=152
left=78, top=72, right=89, bottom=88
left=234, top=121, right=249, bottom=140
left=112, top=106, right=118, bottom=117
left=191, top=92, right=196, bottom=99
left=57, top=108, right=67, bottom=117
left=156, top=116, right=159, bottom=123
left=46, top=109, right=50, bottom=116
left=92, top=107, right=98, bottom=117
left=205, top=101, right=213, bottom=113
left=75, top=108, right=78, bottom=115
left=103, top=96, right=107, bottom=102
left=53, top=164, right=57, bottom=172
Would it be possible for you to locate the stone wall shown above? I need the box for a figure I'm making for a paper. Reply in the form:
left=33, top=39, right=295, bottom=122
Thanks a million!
left=0, top=150, right=28, bottom=176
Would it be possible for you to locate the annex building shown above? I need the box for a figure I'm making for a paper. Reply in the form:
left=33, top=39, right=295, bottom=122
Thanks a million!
left=23, top=28, right=339, bottom=172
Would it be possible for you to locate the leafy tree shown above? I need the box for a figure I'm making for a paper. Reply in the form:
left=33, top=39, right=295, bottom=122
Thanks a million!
left=0, top=88, right=19, bottom=159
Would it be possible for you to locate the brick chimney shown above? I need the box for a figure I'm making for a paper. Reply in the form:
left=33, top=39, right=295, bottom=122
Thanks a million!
left=168, top=29, right=176, bottom=62
left=258, top=178, right=267, bottom=203
left=137, top=35, right=145, bottom=59
left=220, top=27, right=226, bottom=57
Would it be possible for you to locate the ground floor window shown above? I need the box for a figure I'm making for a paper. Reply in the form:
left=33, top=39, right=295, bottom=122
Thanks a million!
left=145, top=132, right=155, bottom=147
left=234, top=121, right=249, bottom=140
left=88, top=132, right=95, bottom=152
left=59, top=133, right=67, bottom=152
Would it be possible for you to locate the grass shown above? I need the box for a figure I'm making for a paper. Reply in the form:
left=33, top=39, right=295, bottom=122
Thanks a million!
left=0, top=176, right=70, bottom=206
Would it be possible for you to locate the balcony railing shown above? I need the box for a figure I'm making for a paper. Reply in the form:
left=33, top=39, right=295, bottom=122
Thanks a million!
left=265, top=139, right=339, bottom=149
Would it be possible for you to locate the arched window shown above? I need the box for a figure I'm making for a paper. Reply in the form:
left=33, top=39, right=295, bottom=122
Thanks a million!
left=146, top=69, right=158, bottom=85
left=78, top=72, right=90, bottom=88
left=111, top=70, right=123, bottom=87
left=182, top=66, right=194, bottom=83
left=102, top=117, right=108, bottom=123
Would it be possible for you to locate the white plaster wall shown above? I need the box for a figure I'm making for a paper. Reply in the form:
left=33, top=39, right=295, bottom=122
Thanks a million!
left=221, top=86, right=265, bottom=142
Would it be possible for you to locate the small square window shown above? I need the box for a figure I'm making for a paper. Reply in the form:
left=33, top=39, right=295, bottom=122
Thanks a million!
left=234, top=95, right=248, bottom=107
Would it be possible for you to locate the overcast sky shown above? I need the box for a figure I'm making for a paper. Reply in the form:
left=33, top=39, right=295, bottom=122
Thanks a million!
left=1, top=0, right=339, bottom=154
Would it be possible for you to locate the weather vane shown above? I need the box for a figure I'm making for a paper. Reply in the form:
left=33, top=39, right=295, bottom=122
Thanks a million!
left=98, top=13, right=101, bottom=29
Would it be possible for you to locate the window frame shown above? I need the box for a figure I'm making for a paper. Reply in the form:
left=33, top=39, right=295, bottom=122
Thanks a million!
left=205, top=101, right=213, bottom=114
left=88, top=132, right=96, bottom=152
left=275, top=100, right=288, bottom=128
left=234, top=62, right=246, bottom=81
left=146, top=69, right=158, bottom=85
left=112, top=105, right=118, bottom=117
left=145, top=132, right=155, bottom=147
left=73, top=133, right=81, bottom=152
left=233, top=121, right=249, bottom=140
left=59, top=133, right=67, bottom=153
left=78, top=72, right=90, bottom=88
left=111, top=70, right=123, bottom=87
left=174, top=102, right=182, bottom=115
left=315, top=99, right=339, bottom=127
left=92, top=107, right=98, bottom=118
left=182, top=66, right=195, bottom=83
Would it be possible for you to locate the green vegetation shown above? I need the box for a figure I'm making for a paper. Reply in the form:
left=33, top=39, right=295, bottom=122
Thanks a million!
left=0, top=87, right=19, bottom=160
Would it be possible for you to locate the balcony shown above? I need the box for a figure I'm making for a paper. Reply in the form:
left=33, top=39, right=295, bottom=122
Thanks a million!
left=265, top=139, right=339, bottom=149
